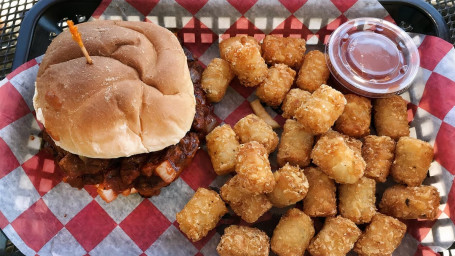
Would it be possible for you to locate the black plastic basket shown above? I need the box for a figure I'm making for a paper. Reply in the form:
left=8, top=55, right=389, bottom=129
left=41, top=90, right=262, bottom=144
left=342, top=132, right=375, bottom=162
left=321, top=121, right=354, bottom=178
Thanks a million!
left=381, top=0, right=450, bottom=40
left=0, top=0, right=454, bottom=255
left=11, top=0, right=102, bottom=69
left=9, top=0, right=452, bottom=69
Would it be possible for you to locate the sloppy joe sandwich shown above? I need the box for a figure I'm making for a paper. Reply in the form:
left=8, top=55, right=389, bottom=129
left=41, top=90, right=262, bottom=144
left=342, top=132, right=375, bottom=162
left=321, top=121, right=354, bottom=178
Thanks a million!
left=34, top=20, right=215, bottom=202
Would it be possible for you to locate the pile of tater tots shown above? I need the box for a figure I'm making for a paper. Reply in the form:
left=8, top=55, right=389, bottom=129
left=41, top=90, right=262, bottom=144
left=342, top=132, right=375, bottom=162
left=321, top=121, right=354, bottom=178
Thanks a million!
left=175, top=34, right=440, bottom=256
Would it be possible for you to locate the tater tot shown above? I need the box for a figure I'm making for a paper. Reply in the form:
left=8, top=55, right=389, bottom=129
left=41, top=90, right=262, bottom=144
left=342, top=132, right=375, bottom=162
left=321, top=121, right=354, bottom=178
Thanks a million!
left=219, top=36, right=261, bottom=59
left=271, top=208, right=315, bottom=256
left=277, top=119, right=314, bottom=168
left=176, top=188, right=228, bottom=242
left=334, top=94, right=372, bottom=137
left=201, top=58, right=235, bottom=102
left=220, top=175, right=246, bottom=205
left=294, top=84, right=346, bottom=134
left=379, top=185, right=440, bottom=220
left=267, top=163, right=309, bottom=208
left=217, top=225, right=270, bottom=256
left=233, top=114, right=279, bottom=153
left=308, top=216, right=362, bottom=256
left=206, top=124, right=240, bottom=175
left=311, top=130, right=365, bottom=184
left=256, top=64, right=296, bottom=107
left=374, top=95, right=409, bottom=140
left=281, top=88, right=311, bottom=119
left=296, top=50, right=330, bottom=92
left=220, top=175, right=272, bottom=223
left=339, top=177, right=376, bottom=224
left=362, top=135, right=396, bottom=182
left=261, top=35, right=306, bottom=69
left=303, top=167, right=337, bottom=217
left=235, top=141, right=275, bottom=194
left=230, top=194, right=272, bottom=223
left=354, top=214, right=407, bottom=256
left=391, top=136, right=434, bottom=186
left=219, top=35, right=268, bottom=87
left=344, top=134, right=363, bottom=154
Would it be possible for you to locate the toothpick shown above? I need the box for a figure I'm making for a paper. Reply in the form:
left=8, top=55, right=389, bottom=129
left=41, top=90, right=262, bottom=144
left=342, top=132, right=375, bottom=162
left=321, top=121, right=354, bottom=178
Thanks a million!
left=67, top=20, right=93, bottom=64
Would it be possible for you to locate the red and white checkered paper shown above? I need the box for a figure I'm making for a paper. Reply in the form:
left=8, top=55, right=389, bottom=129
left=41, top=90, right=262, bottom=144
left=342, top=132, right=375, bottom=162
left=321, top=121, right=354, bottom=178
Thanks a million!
left=1, top=0, right=455, bottom=255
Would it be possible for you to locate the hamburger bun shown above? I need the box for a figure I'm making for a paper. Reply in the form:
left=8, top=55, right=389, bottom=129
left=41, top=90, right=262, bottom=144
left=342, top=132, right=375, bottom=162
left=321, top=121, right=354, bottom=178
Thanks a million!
left=34, top=20, right=196, bottom=158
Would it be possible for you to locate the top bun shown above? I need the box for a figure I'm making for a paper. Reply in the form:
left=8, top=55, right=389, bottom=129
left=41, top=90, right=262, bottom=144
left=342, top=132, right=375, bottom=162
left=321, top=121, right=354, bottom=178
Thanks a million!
left=34, top=20, right=196, bottom=158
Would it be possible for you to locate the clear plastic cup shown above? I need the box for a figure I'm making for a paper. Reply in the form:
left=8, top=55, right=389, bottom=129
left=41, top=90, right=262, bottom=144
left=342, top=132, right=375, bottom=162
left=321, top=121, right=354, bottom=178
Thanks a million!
left=325, top=18, right=420, bottom=98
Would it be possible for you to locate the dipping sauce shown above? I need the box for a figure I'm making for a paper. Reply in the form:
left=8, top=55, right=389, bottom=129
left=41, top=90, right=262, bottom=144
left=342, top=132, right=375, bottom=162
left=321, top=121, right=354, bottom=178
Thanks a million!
left=326, top=18, right=420, bottom=98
